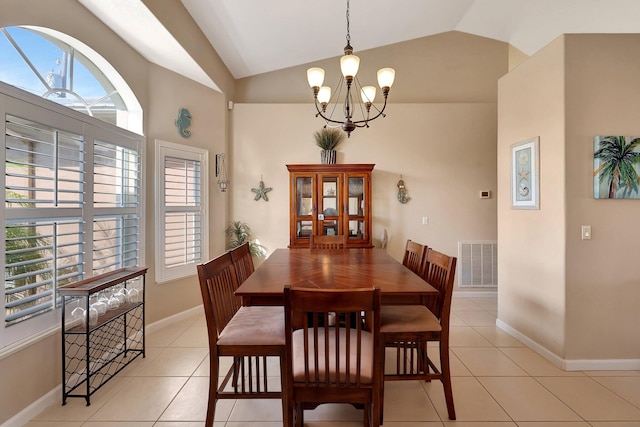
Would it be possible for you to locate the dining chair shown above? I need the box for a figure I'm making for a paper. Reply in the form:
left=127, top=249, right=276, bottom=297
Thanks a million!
left=229, top=241, right=254, bottom=285
left=284, top=285, right=382, bottom=427
left=402, top=239, right=427, bottom=275
left=309, top=234, right=347, bottom=249
left=379, top=248, right=457, bottom=420
left=197, top=252, right=288, bottom=427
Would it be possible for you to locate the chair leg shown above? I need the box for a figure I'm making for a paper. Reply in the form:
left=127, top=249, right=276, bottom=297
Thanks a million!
left=440, top=341, right=456, bottom=420
left=279, top=355, right=291, bottom=427
left=205, top=353, right=219, bottom=427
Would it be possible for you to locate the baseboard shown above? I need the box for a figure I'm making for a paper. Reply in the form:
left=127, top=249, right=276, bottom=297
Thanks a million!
left=1, top=388, right=58, bottom=427
left=496, top=318, right=640, bottom=371
left=453, top=290, right=497, bottom=298
left=2, top=304, right=204, bottom=427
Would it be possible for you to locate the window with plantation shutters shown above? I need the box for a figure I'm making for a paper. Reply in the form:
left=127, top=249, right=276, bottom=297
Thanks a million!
left=2, top=88, right=144, bottom=349
left=154, top=140, right=208, bottom=283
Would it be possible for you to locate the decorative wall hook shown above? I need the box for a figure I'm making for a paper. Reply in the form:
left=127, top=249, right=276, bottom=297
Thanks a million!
left=215, top=153, right=229, bottom=192
left=252, top=175, right=272, bottom=201
left=175, top=107, right=192, bottom=138
left=397, top=175, right=410, bottom=204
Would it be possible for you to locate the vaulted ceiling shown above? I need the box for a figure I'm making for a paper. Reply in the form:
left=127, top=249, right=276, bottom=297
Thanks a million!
left=79, top=0, right=640, bottom=87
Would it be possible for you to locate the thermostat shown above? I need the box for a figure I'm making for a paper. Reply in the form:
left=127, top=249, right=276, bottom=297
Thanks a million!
left=480, top=190, right=491, bottom=199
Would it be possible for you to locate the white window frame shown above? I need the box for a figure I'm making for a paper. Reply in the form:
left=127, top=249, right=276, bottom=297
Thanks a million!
left=154, top=139, right=208, bottom=283
left=0, top=81, right=145, bottom=352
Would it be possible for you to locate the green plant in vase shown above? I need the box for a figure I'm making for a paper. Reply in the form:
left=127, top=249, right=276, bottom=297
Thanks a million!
left=313, top=128, right=345, bottom=164
left=225, top=220, right=267, bottom=258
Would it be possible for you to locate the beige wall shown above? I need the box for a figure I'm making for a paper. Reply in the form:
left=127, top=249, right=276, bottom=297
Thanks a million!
left=230, top=31, right=505, bottom=281
left=498, top=34, right=640, bottom=367
left=234, top=31, right=509, bottom=103
left=0, top=1, right=229, bottom=423
left=231, top=103, right=498, bottom=269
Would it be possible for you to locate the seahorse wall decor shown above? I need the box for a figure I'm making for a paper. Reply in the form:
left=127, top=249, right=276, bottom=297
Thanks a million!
left=397, top=176, right=410, bottom=204
left=175, top=107, right=192, bottom=138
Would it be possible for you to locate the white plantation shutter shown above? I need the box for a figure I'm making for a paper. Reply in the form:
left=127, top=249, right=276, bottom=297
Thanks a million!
left=155, top=140, right=208, bottom=283
left=2, top=93, right=143, bottom=348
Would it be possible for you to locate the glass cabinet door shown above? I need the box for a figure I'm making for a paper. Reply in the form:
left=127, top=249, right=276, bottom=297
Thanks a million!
left=295, top=175, right=314, bottom=240
left=346, top=175, right=367, bottom=242
left=318, top=174, right=341, bottom=236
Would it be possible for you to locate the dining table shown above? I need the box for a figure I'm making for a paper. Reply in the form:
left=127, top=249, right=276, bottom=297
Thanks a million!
left=235, top=247, right=438, bottom=306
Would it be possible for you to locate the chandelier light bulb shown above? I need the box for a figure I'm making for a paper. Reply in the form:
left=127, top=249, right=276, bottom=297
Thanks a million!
left=307, top=67, right=325, bottom=88
left=377, top=68, right=396, bottom=89
left=318, top=86, right=332, bottom=104
left=340, top=54, right=360, bottom=79
left=361, top=86, right=376, bottom=104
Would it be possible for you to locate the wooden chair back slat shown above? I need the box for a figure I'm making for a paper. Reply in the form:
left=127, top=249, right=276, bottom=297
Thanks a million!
left=421, top=249, right=457, bottom=322
left=229, top=242, right=255, bottom=285
left=309, top=234, right=347, bottom=249
left=197, top=252, right=239, bottom=338
left=402, top=239, right=427, bottom=276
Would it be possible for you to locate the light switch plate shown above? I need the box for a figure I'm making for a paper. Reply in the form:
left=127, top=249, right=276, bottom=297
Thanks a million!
left=581, top=225, right=591, bottom=240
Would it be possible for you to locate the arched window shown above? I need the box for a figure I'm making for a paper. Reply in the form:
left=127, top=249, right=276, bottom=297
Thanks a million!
left=0, top=26, right=142, bottom=133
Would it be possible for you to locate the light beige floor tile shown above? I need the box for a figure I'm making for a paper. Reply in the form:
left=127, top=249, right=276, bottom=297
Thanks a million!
left=515, top=423, right=590, bottom=427
left=454, top=310, right=497, bottom=327
left=158, top=376, right=208, bottom=422
left=423, top=376, right=511, bottom=421
left=450, top=327, right=493, bottom=347
left=23, top=422, right=84, bottom=427
left=451, top=298, right=484, bottom=311
left=499, top=347, right=584, bottom=377
left=118, top=346, right=164, bottom=377
left=33, top=375, right=131, bottom=422
left=301, top=403, right=364, bottom=422
left=228, top=398, right=283, bottom=422
left=589, top=422, right=640, bottom=427
left=225, top=423, right=283, bottom=427
left=146, top=326, right=186, bottom=347
left=134, top=347, right=208, bottom=377
left=478, top=377, right=581, bottom=421
left=537, top=377, right=640, bottom=421
left=424, top=342, right=473, bottom=377
left=80, top=423, right=154, bottom=426
left=169, top=325, right=209, bottom=347
left=156, top=423, right=218, bottom=427
left=89, top=376, right=188, bottom=421
left=381, top=422, right=444, bottom=427
left=585, top=370, right=640, bottom=377
left=382, top=380, right=440, bottom=421
left=302, top=422, right=365, bottom=427
left=443, top=423, right=515, bottom=427
left=450, top=312, right=469, bottom=326
left=472, top=327, right=525, bottom=348
left=452, top=347, right=528, bottom=376
left=592, top=377, right=640, bottom=408
left=468, top=297, right=498, bottom=311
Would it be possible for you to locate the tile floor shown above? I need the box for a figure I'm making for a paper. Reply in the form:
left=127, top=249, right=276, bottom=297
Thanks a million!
left=27, top=296, right=640, bottom=426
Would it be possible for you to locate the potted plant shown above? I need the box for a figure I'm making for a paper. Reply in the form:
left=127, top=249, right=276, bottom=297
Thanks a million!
left=313, top=128, right=345, bottom=164
left=225, top=220, right=267, bottom=258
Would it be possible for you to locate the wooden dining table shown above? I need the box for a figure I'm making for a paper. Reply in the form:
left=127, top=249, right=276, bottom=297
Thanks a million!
left=235, top=248, right=438, bottom=306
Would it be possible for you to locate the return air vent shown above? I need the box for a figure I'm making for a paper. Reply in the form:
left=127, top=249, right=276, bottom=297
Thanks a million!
left=458, top=241, right=497, bottom=287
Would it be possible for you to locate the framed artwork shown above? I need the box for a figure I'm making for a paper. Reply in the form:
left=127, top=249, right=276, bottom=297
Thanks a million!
left=511, top=137, right=539, bottom=209
left=594, top=135, right=640, bottom=199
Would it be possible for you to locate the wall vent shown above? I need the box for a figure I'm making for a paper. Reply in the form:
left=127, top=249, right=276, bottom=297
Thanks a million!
left=458, top=240, right=497, bottom=287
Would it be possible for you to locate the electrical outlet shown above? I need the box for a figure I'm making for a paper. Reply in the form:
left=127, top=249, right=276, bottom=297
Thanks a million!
left=422, top=216, right=429, bottom=225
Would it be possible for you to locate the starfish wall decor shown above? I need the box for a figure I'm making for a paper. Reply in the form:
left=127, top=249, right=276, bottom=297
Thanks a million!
left=251, top=177, right=272, bottom=201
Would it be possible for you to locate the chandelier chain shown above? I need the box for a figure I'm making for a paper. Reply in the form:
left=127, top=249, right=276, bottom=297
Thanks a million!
left=345, top=0, right=351, bottom=46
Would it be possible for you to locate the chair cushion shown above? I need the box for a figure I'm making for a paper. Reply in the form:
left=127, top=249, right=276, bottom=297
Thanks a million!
left=380, top=305, right=441, bottom=333
left=292, top=328, right=374, bottom=384
left=218, top=306, right=285, bottom=346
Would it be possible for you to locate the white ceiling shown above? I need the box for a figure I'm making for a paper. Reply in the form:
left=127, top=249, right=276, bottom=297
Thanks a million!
left=81, top=0, right=640, bottom=84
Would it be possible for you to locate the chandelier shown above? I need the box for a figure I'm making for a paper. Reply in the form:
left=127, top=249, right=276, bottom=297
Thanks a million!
left=307, top=0, right=395, bottom=137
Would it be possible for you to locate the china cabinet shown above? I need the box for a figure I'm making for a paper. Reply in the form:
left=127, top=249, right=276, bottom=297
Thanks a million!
left=59, top=267, right=147, bottom=405
left=287, top=164, right=374, bottom=248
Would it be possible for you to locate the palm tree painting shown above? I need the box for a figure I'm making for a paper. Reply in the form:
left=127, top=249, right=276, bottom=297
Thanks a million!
left=593, top=135, right=640, bottom=199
